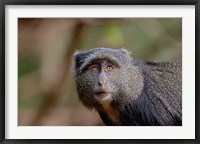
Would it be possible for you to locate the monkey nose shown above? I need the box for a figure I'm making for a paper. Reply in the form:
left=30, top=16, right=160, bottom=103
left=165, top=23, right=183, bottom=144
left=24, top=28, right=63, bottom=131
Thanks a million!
left=98, top=79, right=106, bottom=86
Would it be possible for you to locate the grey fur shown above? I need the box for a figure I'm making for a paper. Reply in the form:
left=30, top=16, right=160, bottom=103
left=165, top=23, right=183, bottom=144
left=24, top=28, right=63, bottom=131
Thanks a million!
left=73, top=48, right=182, bottom=126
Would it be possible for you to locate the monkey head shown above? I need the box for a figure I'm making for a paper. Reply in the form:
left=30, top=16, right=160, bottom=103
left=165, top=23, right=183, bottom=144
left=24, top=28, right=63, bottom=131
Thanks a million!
left=73, top=48, right=143, bottom=110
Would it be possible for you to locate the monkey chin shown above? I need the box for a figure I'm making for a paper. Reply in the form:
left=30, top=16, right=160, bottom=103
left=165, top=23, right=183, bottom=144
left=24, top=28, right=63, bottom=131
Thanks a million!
left=94, top=92, right=112, bottom=102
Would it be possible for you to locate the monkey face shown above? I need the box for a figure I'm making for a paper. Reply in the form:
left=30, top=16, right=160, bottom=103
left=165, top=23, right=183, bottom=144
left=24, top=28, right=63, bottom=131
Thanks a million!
left=87, top=60, right=118, bottom=102
left=75, top=59, right=121, bottom=109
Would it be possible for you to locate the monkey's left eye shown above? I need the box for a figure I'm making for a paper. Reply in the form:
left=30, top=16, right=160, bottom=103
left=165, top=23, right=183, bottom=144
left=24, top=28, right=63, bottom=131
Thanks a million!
left=106, top=66, right=113, bottom=72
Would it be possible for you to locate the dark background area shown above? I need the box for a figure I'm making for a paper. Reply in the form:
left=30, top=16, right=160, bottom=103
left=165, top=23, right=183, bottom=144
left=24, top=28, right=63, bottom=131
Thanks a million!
left=18, top=18, right=182, bottom=126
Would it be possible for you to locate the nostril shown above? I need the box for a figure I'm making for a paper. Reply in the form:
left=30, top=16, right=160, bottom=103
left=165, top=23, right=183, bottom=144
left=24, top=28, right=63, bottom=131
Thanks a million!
left=98, top=81, right=102, bottom=86
left=98, top=79, right=106, bottom=87
left=98, top=82, right=101, bottom=86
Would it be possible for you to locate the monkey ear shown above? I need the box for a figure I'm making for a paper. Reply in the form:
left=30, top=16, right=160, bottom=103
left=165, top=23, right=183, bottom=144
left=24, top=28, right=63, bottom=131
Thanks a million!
left=120, top=48, right=132, bottom=57
left=120, top=48, right=133, bottom=61
left=120, top=48, right=129, bottom=54
left=73, top=51, right=89, bottom=73
left=72, top=51, right=81, bottom=74
left=74, top=51, right=80, bottom=56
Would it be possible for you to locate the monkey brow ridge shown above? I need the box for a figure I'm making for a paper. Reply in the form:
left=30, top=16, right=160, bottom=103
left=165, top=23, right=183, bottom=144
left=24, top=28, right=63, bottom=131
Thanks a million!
left=79, top=54, right=122, bottom=72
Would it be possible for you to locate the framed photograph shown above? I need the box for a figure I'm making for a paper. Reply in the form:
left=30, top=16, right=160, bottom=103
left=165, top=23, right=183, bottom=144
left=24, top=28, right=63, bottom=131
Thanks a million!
left=1, top=0, right=199, bottom=143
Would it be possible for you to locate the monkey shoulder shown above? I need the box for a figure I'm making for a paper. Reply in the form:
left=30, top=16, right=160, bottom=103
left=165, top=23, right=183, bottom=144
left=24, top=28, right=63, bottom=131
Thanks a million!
left=135, top=60, right=182, bottom=84
left=127, top=60, right=182, bottom=125
left=135, top=59, right=182, bottom=98
left=133, top=60, right=182, bottom=73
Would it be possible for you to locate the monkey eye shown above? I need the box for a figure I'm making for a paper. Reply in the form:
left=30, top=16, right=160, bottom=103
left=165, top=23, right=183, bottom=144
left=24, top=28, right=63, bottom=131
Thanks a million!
left=90, top=65, right=99, bottom=73
left=106, top=66, right=113, bottom=72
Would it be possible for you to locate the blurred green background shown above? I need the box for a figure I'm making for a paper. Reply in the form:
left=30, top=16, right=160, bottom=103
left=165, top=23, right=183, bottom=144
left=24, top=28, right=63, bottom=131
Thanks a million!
left=18, top=18, right=182, bottom=126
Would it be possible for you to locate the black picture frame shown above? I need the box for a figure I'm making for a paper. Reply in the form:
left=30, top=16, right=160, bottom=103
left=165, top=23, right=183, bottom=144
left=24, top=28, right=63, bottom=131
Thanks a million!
left=0, top=0, right=199, bottom=144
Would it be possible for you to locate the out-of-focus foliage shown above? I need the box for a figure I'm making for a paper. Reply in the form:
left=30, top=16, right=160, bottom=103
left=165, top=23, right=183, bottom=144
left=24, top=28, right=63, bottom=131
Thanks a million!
left=18, top=18, right=182, bottom=126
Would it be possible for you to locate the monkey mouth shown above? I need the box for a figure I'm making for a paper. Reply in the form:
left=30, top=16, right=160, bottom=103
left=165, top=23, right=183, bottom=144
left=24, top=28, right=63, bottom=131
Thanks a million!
left=94, top=91, right=111, bottom=100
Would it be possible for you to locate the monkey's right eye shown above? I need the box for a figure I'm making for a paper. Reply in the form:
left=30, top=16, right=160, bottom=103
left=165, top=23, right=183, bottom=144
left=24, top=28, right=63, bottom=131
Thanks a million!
left=89, top=66, right=99, bottom=73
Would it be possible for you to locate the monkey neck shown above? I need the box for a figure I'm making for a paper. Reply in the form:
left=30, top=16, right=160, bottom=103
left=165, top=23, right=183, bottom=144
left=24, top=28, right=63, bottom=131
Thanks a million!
left=98, top=100, right=121, bottom=125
